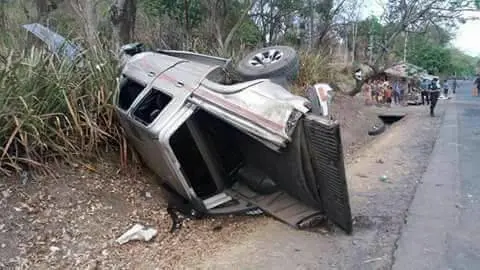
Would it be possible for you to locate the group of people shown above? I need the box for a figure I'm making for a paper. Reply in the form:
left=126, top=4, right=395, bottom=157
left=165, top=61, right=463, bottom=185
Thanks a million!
left=419, top=78, right=457, bottom=116
left=363, top=78, right=409, bottom=106
left=364, top=77, right=457, bottom=117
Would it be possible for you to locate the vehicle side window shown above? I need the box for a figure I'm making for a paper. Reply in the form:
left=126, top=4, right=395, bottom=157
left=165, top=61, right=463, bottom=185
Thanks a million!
left=133, top=89, right=172, bottom=125
left=118, top=78, right=145, bottom=110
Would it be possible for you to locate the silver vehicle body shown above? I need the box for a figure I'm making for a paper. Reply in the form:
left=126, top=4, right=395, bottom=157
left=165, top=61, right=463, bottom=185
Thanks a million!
left=115, top=49, right=352, bottom=232
left=120, top=51, right=309, bottom=147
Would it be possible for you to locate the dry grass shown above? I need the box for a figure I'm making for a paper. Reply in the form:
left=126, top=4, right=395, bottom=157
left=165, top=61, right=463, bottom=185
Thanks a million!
left=292, top=51, right=355, bottom=95
left=0, top=35, right=131, bottom=175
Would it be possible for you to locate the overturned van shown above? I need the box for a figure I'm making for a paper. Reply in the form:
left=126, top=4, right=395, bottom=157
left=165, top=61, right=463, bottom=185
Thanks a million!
left=114, top=45, right=353, bottom=233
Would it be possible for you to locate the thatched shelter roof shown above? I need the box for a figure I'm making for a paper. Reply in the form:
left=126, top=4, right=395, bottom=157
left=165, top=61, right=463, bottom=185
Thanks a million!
left=384, top=62, right=426, bottom=78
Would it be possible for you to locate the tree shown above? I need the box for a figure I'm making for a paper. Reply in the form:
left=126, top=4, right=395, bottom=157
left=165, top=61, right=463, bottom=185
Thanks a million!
left=202, top=0, right=259, bottom=55
left=448, top=49, right=477, bottom=76
left=35, top=0, right=49, bottom=23
left=347, top=0, right=479, bottom=95
left=311, top=0, right=348, bottom=48
left=71, top=0, right=100, bottom=46
left=110, top=0, right=137, bottom=51
left=250, top=0, right=303, bottom=45
left=408, top=42, right=451, bottom=74
left=0, top=1, right=5, bottom=31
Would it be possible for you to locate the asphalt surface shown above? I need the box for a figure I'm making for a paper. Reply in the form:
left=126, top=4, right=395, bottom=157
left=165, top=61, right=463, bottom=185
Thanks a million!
left=393, top=80, right=480, bottom=270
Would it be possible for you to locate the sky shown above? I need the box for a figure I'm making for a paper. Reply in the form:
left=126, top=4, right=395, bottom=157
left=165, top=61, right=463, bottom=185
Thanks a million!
left=360, top=0, right=480, bottom=57
left=452, top=13, right=480, bottom=57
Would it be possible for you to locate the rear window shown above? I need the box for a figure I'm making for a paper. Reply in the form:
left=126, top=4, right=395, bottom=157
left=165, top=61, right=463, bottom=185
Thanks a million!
left=133, top=89, right=172, bottom=125
left=118, top=78, right=145, bottom=110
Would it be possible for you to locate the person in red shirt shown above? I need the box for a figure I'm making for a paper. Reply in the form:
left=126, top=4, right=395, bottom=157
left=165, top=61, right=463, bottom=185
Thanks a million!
left=384, top=85, right=392, bottom=105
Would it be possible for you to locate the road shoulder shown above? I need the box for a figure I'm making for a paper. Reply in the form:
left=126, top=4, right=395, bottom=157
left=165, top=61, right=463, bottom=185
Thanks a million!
left=392, top=102, right=460, bottom=270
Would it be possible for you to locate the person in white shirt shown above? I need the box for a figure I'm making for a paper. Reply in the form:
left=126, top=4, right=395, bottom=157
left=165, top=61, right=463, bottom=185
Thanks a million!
left=443, top=79, right=449, bottom=97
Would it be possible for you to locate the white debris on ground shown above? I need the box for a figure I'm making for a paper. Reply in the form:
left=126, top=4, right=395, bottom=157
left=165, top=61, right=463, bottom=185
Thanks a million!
left=116, top=224, right=158, bottom=245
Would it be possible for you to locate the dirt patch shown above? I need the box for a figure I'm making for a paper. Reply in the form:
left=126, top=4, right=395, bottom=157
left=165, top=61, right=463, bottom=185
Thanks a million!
left=0, top=162, right=266, bottom=269
left=330, top=93, right=383, bottom=157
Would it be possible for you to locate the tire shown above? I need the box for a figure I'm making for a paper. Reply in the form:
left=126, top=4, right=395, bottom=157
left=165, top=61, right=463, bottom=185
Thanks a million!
left=236, top=46, right=300, bottom=82
left=368, top=121, right=386, bottom=136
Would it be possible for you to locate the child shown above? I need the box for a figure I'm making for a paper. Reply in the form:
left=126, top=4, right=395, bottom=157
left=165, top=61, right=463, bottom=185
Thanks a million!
left=363, top=80, right=372, bottom=105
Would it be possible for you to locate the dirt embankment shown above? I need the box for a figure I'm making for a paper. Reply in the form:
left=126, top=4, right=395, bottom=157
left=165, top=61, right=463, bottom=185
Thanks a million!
left=330, top=93, right=382, bottom=157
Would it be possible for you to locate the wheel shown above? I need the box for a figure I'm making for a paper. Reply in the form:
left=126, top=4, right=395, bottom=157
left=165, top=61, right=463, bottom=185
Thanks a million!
left=368, top=121, right=386, bottom=136
left=236, top=46, right=299, bottom=82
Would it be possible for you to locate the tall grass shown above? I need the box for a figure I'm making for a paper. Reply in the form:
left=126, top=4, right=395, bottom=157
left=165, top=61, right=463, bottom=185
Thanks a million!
left=0, top=37, right=128, bottom=175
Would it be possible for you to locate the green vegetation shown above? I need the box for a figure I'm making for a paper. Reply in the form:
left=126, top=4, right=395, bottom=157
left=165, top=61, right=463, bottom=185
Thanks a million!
left=402, top=27, right=478, bottom=77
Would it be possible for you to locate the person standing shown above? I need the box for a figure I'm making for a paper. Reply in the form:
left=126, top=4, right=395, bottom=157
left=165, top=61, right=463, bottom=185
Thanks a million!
left=452, top=77, right=457, bottom=94
left=443, top=79, right=449, bottom=97
left=362, top=80, right=372, bottom=105
left=384, top=84, right=393, bottom=106
left=371, top=80, right=379, bottom=103
left=392, top=79, right=401, bottom=105
left=474, top=74, right=480, bottom=97
left=421, top=79, right=430, bottom=105
left=429, top=78, right=441, bottom=117
left=399, top=78, right=408, bottom=105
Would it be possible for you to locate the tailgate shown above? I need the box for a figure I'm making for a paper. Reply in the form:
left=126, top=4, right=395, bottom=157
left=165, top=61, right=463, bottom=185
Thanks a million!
left=303, top=114, right=352, bottom=233
left=227, top=115, right=353, bottom=233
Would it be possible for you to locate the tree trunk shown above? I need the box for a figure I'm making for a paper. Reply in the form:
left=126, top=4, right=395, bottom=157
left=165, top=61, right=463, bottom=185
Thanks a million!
left=220, top=0, right=256, bottom=55
left=0, top=2, right=5, bottom=31
left=85, top=0, right=98, bottom=46
left=110, top=0, right=137, bottom=52
left=308, top=0, right=313, bottom=49
left=30, top=0, right=50, bottom=47
left=36, top=0, right=49, bottom=24
left=184, top=0, right=190, bottom=49
left=351, top=21, right=357, bottom=63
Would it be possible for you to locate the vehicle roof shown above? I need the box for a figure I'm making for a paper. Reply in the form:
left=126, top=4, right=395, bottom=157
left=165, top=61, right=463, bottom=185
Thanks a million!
left=122, top=51, right=216, bottom=87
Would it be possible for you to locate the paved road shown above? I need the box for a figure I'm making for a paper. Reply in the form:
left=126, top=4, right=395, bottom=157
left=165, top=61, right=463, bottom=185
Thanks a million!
left=393, top=80, right=480, bottom=270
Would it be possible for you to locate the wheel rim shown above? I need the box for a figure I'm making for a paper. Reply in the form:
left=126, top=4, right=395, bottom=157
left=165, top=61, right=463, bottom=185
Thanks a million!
left=248, top=49, right=283, bottom=67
